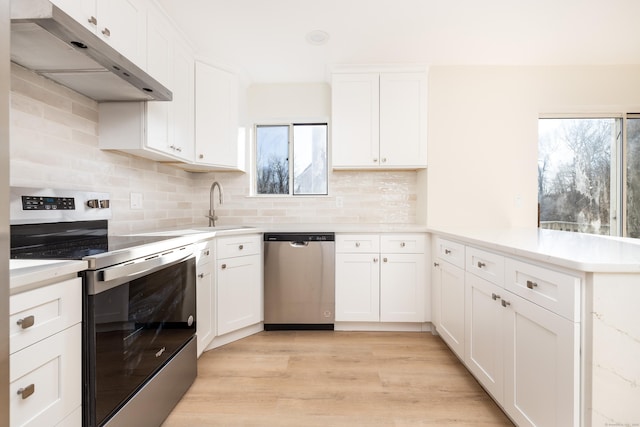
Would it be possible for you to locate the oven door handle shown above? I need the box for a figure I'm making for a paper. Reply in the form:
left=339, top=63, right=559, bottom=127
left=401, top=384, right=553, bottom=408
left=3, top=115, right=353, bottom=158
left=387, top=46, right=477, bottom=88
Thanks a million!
left=100, top=247, right=193, bottom=282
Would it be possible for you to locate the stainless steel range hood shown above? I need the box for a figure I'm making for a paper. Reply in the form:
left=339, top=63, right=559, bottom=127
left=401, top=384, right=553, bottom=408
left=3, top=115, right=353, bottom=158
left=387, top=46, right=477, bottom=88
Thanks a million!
left=10, top=0, right=172, bottom=102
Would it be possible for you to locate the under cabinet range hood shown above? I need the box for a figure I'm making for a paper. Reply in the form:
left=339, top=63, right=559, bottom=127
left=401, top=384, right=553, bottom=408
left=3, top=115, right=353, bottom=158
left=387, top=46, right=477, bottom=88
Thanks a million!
left=10, top=0, right=172, bottom=102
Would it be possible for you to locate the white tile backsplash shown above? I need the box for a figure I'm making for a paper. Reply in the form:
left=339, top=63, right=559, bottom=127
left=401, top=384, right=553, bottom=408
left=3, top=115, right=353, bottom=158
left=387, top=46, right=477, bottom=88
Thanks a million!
left=10, top=64, right=418, bottom=232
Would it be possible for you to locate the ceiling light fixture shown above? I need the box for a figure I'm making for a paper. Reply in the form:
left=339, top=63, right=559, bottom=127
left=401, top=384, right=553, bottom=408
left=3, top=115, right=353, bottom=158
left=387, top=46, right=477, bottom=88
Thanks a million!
left=306, top=30, right=330, bottom=46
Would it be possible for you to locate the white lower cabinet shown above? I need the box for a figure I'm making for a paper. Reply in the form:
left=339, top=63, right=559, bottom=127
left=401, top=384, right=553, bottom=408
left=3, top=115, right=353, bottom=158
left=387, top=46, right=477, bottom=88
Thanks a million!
left=195, top=240, right=215, bottom=357
left=433, top=260, right=465, bottom=359
left=502, top=291, right=579, bottom=427
left=335, top=233, right=427, bottom=325
left=216, top=234, right=263, bottom=336
left=9, top=277, right=82, bottom=427
left=435, top=236, right=580, bottom=427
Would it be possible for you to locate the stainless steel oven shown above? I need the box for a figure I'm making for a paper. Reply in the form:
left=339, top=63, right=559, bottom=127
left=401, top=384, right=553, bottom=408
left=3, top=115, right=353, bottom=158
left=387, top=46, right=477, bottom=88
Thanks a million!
left=83, top=245, right=196, bottom=427
left=10, top=187, right=198, bottom=427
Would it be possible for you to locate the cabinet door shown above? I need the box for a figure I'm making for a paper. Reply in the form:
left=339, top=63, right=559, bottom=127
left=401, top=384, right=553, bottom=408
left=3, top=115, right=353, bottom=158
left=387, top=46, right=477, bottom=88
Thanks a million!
left=379, top=72, right=427, bottom=167
left=380, top=253, right=425, bottom=322
left=331, top=73, right=380, bottom=168
left=171, top=41, right=195, bottom=161
left=216, top=254, right=262, bottom=336
left=464, top=272, right=504, bottom=402
left=10, top=324, right=81, bottom=427
left=96, top=0, right=147, bottom=67
left=436, top=261, right=465, bottom=359
left=196, top=267, right=214, bottom=357
left=335, top=253, right=380, bottom=322
left=195, top=62, right=241, bottom=169
left=503, top=292, right=580, bottom=427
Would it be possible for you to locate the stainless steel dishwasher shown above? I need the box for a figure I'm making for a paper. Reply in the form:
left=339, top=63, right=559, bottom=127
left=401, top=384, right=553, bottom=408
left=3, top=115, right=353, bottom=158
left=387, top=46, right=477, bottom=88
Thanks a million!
left=263, top=232, right=335, bottom=330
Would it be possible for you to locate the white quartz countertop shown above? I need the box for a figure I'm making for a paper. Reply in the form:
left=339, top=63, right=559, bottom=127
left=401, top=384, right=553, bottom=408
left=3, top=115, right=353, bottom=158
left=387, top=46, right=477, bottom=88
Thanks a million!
left=259, top=224, right=429, bottom=233
left=429, top=226, right=640, bottom=273
left=10, top=259, right=89, bottom=295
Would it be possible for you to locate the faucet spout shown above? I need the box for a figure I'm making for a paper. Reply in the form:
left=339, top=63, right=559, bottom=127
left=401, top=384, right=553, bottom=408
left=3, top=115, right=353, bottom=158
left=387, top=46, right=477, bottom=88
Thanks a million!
left=207, top=181, right=223, bottom=227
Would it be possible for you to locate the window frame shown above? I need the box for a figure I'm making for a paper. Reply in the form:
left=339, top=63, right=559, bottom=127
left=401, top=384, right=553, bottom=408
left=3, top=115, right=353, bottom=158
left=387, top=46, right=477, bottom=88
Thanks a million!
left=252, top=121, right=329, bottom=197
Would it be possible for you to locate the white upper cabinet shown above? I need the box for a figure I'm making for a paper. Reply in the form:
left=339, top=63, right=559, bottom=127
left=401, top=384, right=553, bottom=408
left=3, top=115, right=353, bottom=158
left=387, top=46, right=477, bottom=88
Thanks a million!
left=191, top=61, right=246, bottom=172
left=331, top=69, right=427, bottom=169
left=51, top=0, right=147, bottom=68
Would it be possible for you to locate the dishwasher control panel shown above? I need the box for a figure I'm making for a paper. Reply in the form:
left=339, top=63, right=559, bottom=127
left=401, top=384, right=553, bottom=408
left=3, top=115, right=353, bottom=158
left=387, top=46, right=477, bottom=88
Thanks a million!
left=264, top=232, right=335, bottom=242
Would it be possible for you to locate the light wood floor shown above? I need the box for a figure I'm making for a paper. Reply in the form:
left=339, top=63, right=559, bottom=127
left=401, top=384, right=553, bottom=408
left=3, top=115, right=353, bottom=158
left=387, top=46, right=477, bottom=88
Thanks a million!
left=163, top=331, right=514, bottom=427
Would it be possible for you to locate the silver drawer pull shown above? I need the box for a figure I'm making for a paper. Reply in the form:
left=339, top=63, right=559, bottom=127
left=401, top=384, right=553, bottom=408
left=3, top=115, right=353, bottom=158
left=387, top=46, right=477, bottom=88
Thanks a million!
left=221, top=264, right=227, bottom=270
left=383, top=257, right=388, bottom=263
left=526, top=280, right=538, bottom=289
left=355, top=242, right=361, bottom=248
left=400, top=242, right=406, bottom=248
left=501, top=300, right=511, bottom=308
left=492, top=293, right=501, bottom=300
left=373, top=258, right=379, bottom=263
left=88, top=16, right=97, bottom=25
left=102, top=27, right=111, bottom=37
left=433, top=262, right=439, bottom=267
left=198, top=273, right=204, bottom=279
left=477, top=261, right=486, bottom=268
left=17, top=315, right=35, bottom=329
left=204, top=250, right=210, bottom=256
left=444, top=249, right=451, bottom=255
left=238, top=244, right=244, bottom=250
left=18, top=384, right=35, bottom=400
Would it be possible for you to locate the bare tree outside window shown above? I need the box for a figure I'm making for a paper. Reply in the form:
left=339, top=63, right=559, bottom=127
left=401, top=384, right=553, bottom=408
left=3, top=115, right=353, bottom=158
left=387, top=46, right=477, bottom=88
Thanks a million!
left=626, top=117, right=640, bottom=237
left=538, top=118, right=615, bottom=235
left=256, top=123, right=328, bottom=196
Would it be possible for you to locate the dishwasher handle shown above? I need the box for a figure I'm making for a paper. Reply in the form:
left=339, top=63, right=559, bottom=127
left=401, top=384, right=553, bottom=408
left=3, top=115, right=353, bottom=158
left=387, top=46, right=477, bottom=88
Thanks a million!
left=290, top=241, right=309, bottom=247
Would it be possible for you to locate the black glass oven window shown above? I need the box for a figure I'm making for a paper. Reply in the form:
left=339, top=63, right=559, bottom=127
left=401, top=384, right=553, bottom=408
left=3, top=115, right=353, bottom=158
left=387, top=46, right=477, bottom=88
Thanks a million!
left=87, top=258, right=196, bottom=426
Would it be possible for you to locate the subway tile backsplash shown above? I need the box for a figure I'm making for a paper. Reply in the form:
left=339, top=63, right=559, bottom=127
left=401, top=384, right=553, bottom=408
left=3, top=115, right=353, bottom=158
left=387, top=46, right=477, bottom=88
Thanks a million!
left=10, top=64, right=417, bottom=232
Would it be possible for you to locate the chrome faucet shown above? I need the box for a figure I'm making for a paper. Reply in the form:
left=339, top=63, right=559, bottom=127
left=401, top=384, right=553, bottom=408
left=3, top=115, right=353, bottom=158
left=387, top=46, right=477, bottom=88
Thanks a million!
left=206, top=181, right=223, bottom=227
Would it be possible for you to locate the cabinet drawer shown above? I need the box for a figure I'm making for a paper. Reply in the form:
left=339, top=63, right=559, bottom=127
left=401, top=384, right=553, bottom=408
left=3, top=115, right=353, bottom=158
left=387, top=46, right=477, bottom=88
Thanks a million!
left=336, top=234, right=380, bottom=253
left=10, top=323, right=81, bottom=427
left=466, top=246, right=505, bottom=287
left=434, top=237, right=465, bottom=269
left=196, top=240, right=214, bottom=266
left=380, top=234, right=426, bottom=253
left=216, top=234, right=261, bottom=258
left=10, top=278, right=82, bottom=354
left=505, top=258, right=581, bottom=322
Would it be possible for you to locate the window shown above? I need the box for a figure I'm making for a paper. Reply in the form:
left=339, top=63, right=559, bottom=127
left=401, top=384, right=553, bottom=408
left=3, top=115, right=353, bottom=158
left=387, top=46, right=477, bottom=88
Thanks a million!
left=538, top=115, right=640, bottom=237
left=255, top=123, right=328, bottom=196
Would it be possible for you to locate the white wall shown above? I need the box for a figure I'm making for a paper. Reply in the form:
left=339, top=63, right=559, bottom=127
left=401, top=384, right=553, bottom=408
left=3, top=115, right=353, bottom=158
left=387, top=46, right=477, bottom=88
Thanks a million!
left=426, top=65, right=640, bottom=228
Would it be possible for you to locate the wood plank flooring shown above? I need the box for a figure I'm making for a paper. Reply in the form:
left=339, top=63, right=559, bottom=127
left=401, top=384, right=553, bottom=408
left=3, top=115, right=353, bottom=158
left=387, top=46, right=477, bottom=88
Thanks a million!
left=162, top=331, right=514, bottom=427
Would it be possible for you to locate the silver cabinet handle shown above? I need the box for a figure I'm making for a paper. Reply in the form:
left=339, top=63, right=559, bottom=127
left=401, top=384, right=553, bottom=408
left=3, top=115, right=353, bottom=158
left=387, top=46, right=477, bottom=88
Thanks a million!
left=444, top=249, right=451, bottom=255
left=199, top=154, right=204, bottom=159
left=373, top=258, right=378, bottom=263
left=433, top=262, right=439, bottom=267
left=477, top=261, right=486, bottom=268
left=204, top=250, right=210, bottom=256
left=400, top=242, right=406, bottom=248
left=18, top=384, right=35, bottom=399
left=381, top=157, right=387, bottom=163
left=501, top=300, right=511, bottom=308
left=176, top=146, right=182, bottom=152
left=221, top=264, right=227, bottom=270
left=238, top=244, right=244, bottom=250
left=373, top=158, right=378, bottom=163
left=383, top=257, right=388, bottom=263
left=102, top=27, right=111, bottom=37
left=17, top=315, right=35, bottom=329
left=355, top=242, right=360, bottom=248
left=197, top=273, right=204, bottom=279
left=526, top=280, right=538, bottom=289
left=88, top=16, right=97, bottom=25
left=492, top=293, right=501, bottom=300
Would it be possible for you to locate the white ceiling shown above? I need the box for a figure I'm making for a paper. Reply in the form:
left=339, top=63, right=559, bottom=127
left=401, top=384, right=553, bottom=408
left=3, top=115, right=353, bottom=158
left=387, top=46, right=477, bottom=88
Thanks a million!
left=156, top=0, right=640, bottom=83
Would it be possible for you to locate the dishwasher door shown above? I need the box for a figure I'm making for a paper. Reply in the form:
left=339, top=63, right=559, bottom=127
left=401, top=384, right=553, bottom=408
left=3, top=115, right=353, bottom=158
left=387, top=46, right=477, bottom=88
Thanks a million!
left=263, top=233, right=335, bottom=330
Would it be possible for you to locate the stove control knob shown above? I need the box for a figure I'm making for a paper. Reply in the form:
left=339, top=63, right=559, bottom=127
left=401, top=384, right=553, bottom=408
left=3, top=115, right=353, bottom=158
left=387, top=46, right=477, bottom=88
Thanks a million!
left=87, top=199, right=99, bottom=208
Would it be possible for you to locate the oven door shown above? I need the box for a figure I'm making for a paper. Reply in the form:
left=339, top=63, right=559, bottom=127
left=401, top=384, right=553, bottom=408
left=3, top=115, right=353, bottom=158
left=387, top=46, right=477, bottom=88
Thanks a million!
left=83, top=248, right=196, bottom=427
